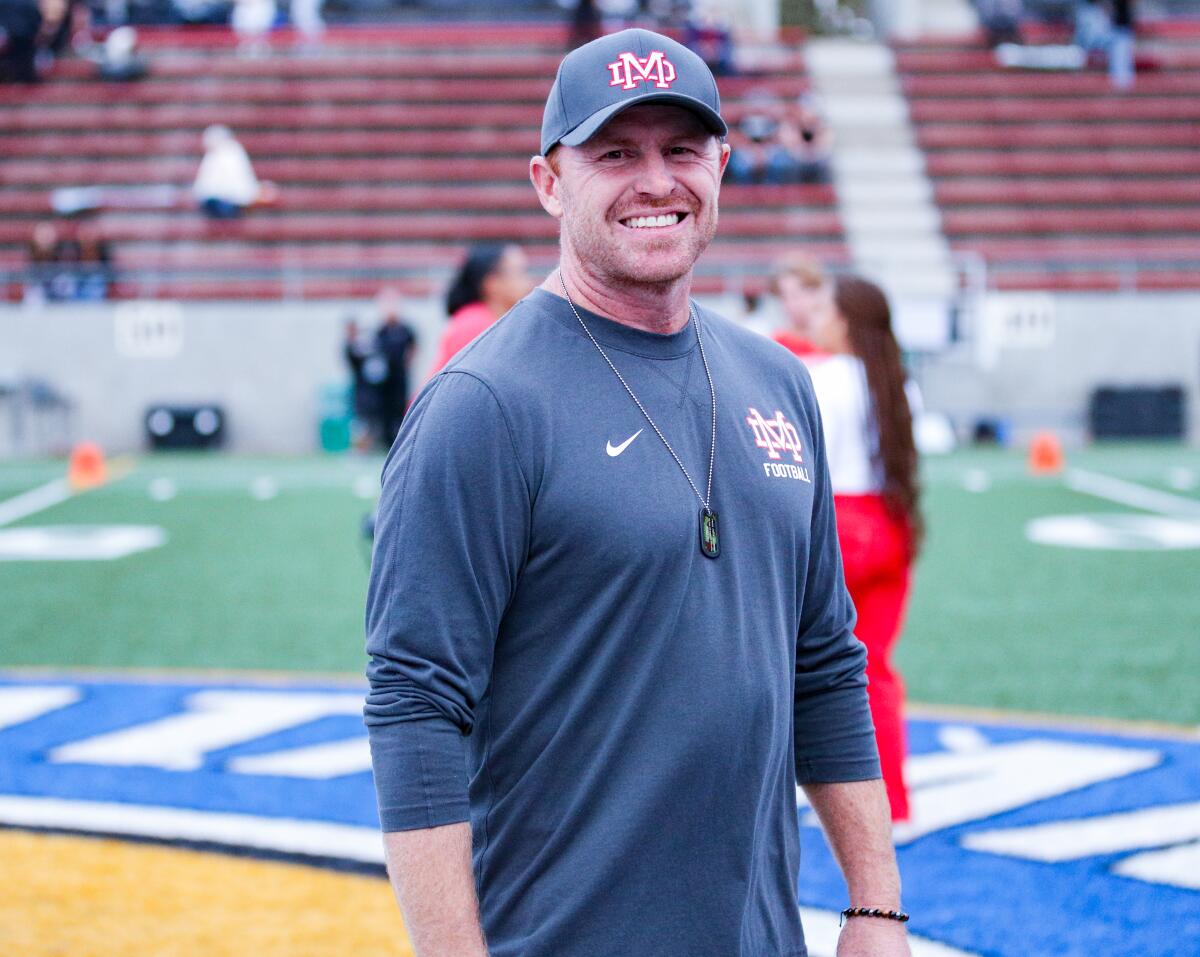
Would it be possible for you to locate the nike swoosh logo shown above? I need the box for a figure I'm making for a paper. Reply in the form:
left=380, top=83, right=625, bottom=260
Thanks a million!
left=606, top=429, right=644, bottom=457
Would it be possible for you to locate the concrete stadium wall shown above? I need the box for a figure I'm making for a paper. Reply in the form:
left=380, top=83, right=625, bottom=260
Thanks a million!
left=0, top=299, right=449, bottom=457
left=917, top=292, right=1200, bottom=446
left=1, top=291, right=1198, bottom=456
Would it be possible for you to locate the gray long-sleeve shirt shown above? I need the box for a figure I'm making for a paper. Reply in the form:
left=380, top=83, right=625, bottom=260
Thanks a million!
left=365, top=288, right=880, bottom=957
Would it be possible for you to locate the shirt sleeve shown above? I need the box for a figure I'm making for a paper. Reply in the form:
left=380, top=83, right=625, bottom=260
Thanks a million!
left=792, top=376, right=882, bottom=785
left=364, top=371, right=531, bottom=831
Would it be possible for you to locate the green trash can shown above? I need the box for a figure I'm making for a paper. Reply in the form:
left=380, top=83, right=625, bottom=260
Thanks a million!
left=318, top=382, right=353, bottom=453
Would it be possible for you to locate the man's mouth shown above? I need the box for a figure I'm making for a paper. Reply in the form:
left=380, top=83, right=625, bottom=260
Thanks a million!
left=619, top=212, right=687, bottom=229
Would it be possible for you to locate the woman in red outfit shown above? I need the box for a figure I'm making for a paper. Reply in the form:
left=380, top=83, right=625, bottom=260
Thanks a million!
left=427, top=243, right=534, bottom=376
left=808, top=275, right=923, bottom=824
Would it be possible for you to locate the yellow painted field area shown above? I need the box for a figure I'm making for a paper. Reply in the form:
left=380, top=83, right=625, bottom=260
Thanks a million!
left=0, top=830, right=414, bottom=957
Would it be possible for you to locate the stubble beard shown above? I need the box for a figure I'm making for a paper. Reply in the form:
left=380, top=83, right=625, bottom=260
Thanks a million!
left=560, top=192, right=720, bottom=293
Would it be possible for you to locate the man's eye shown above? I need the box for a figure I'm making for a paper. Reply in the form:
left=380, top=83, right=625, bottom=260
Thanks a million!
left=602, top=150, right=625, bottom=160
left=669, top=146, right=694, bottom=155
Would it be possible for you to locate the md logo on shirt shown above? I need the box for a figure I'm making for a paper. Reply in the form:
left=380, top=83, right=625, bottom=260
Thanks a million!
left=746, top=406, right=812, bottom=483
left=0, top=675, right=1196, bottom=957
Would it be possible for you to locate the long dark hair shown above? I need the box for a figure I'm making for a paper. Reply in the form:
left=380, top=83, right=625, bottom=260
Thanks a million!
left=833, top=275, right=924, bottom=553
left=445, top=243, right=508, bottom=316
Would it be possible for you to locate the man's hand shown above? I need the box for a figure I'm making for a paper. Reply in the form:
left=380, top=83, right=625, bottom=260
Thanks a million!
left=836, top=915, right=912, bottom=956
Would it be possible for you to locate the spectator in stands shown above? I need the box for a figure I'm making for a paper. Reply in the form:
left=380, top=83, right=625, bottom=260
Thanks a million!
left=0, top=0, right=43, bottom=83
left=96, top=24, right=146, bottom=81
left=566, top=0, right=600, bottom=50
left=25, top=222, right=61, bottom=304
left=290, top=0, right=323, bottom=47
left=1076, top=0, right=1136, bottom=89
left=684, top=1, right=735, bottom=76
left=427, top=243, right=535, bottom=376
left=1109, top=0, right=1135, bottom=89
left=37, top=0, right=75, bottom=65
left=776, top=96, right=833, bottom=183
left=772, top=252, right=832, bottom=362
left=25, top=220, right=94, bottom=302
left=979, top=0, right=1023, bottom=47
left=728, top=93, right=832, bottom=185
left=373, top=289, right=418, bottom=449
left=193, top=125, right=261, bottom=219
left=231, top=0, right=274, bottom=56
left=75, top=221, right=113, bottom=300
left=807, top=274, right=923, bottom=825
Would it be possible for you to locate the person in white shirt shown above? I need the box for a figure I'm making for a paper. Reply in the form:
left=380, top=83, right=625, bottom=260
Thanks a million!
left=193, top=125, right=260, bottom=219
left=807, top=274, right=923, bottom=824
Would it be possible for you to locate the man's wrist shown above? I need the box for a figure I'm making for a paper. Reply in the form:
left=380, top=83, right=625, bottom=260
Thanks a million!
left=841, top=906, right=909, bottom=926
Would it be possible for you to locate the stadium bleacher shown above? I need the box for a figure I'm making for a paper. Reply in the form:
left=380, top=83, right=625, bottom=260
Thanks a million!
left=894, top=19, right=1200, bottom=291
left=0, top=23, right=846, bottom=302
left=4, top=18, right=1198, bottom=301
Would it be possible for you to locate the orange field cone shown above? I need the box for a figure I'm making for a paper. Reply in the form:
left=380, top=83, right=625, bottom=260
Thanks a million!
left=1028, top=431, right=1064, bottom=476
left=68, top=442, right=108, bottom=490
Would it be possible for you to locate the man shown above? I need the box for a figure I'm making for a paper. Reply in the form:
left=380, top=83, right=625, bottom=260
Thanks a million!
left=372, top=289, right=418, bottom=447
left=365, top=29, right=911, bottom=957
left=773, top=251, right=833, bottom=363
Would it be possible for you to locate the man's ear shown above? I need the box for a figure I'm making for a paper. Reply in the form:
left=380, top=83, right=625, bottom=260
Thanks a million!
left=717, top=141, right=731, bottom=182
left=530, top=154, right=564, bottom=219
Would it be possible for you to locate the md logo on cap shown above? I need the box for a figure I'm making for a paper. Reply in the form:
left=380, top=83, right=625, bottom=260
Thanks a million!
left=607, top=50, right=677, bottom=91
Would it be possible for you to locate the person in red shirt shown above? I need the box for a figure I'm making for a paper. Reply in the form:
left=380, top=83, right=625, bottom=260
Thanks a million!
left=428, top=243, right=535, bottom=376
left=771, top=252, right=832, bottom=363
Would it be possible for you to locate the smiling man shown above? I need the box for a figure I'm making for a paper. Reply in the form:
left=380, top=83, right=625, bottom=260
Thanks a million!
left=365, top=29, right=910, bottom=957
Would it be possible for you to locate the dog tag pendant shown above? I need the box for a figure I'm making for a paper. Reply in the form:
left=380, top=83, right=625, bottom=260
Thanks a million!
left=699, top=507, right=720, bottom=559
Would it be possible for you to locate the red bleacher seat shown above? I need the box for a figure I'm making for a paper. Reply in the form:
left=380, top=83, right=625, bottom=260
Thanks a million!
left=0, top=24, right=838, bottom=301
left=895, top=27, right=1200, bottom=290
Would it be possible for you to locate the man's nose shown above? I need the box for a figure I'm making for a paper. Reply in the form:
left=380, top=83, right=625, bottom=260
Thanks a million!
left=633, top=152, right=675, bottom=196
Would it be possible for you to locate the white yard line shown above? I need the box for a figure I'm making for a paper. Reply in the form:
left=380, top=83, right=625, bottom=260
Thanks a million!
left=1064, top=468, right=1200, bottom=520
left=0, top=794, right=385, bottom=864
left=0, top=479, right=73, bottom=528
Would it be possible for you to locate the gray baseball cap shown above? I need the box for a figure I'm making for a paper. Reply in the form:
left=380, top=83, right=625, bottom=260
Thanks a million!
left=540, top=29, right=727, bottom=156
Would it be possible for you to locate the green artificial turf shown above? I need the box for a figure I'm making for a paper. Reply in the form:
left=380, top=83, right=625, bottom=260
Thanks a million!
left=901, top=444, right=1200, bottom=726
left=1, top=445, right=1198, bottom=724
left=0, top=455, right=378, bottom=674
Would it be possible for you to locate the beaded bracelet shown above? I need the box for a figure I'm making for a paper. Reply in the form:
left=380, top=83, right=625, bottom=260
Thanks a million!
left=839, top=906, right=910, bottom=926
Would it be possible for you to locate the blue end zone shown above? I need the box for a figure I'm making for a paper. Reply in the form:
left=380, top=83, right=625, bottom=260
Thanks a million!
left=1, top=673, right=1197, bottom=956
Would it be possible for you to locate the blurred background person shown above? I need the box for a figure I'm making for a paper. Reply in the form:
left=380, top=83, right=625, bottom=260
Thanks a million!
left=231, top=0, right=275, bottom=55
left=565, top=0, right=599, bottom=50
left=290, top=0, right=323, bottom=47
left=0, top=0, right=42, bottom=82
left=193, top=125, right=261, bottom=219
left=75, top=221, right=112, bottom=301
left=25, top=221, right=63, bottom=304
left=776, top=95, right=833, bottom=183
left=727, top=91, right=831, bottom=184
left=1076, top=0, right=1136, bottom=89
left=427, top=242, right=534, bottom=376
left=342, top=316, right=384, bottom=451
left=771, top=252, right=832, bottom=362
left=684, top=0, right=735, bottom=76
left=809, top=275, right=923, bottom=825
left=95, top=24, right=146, bottom=81
left=373, top=289, right=417, bottom=449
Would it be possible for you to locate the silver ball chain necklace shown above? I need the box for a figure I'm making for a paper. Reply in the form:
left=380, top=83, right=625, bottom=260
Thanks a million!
left=558, top=271, right=720, bottom=559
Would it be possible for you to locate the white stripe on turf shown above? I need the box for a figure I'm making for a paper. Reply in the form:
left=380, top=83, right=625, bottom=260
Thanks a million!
left=0, top=794, right=385, bottom=864
left=1065, top=468, right=1200, bottom=519
left=0, top=478, right=73, bottom=528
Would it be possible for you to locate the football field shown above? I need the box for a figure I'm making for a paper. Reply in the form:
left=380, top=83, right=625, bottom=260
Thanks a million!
left=2, top=443, right=1198, bottom=724
left=1, top=444, right=1198, bottom=957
